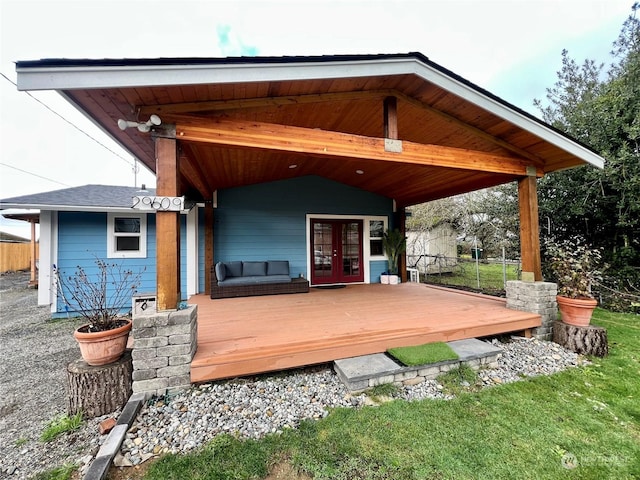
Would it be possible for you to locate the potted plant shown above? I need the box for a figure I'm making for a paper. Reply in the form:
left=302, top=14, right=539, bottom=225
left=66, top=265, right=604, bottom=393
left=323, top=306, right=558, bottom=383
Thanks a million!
left=382, top=228, right=407, bottom=285
left=545, top=238, right=603, bottom=327
left=54, top=258, right=145, bottom=366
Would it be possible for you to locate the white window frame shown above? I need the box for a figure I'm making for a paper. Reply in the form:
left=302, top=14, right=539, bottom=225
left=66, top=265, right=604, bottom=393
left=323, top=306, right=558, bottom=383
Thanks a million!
left=367, top=217, right=388, bottom=261
left=107, top=212, right=147, bottom=258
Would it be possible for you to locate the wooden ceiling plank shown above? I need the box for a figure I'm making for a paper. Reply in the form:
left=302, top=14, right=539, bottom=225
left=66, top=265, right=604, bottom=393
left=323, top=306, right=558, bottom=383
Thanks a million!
left=392, top=90, right=545, bottom=167
left=172, top=116, right=542, bottom=177
left=139, top=89, right=396, bottom=116
left=178, top=144, right=213, bottom=199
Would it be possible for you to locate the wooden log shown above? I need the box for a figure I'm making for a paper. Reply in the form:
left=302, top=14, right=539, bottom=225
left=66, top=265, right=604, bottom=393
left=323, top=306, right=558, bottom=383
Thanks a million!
left=553, top=321, right=608, bottom=357
left=67, top=351, right=132, bottom=419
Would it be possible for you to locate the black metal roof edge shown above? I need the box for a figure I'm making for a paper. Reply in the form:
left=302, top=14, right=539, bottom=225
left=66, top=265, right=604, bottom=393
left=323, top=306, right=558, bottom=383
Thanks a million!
left=15, top=52, right=422, bottom=69
left=15, top=52, right=601, bottom=159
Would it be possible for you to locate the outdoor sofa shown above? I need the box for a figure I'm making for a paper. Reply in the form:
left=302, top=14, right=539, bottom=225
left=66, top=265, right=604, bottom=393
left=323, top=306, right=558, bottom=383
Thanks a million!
left=210, top=260, right=309, bottom=299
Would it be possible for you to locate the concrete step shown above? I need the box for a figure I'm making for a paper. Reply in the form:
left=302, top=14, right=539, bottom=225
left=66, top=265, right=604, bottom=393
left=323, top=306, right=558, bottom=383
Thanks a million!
left=334, top=338, right=502, bottom=392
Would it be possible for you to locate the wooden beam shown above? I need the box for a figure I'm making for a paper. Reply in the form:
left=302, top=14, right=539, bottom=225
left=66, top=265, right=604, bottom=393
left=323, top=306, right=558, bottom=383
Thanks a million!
left=178, top=143, right=213, bottom=199
left=172, top=116, right=543, bottom=177
left=384, top=96, right=398, bottom=139
left=155, top=137, right=181, bottom=311
left=518, top=176, right=542, bottom=282
left=140, top=88, right=544, bottom=167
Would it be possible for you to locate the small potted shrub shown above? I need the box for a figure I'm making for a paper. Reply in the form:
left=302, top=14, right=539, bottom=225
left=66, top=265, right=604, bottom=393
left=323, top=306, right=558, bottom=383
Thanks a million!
left=382, top=228, right=407, bottom=285
left=545, top=238, right=602, bottom=326
left=54, top=258, right=144, bottom=365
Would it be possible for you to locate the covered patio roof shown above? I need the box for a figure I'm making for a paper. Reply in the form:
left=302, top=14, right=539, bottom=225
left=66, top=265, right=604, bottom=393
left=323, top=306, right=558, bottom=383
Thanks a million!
left=16, top=52, right=606, bottom=309
left=16, top=53, right=603, bottom=208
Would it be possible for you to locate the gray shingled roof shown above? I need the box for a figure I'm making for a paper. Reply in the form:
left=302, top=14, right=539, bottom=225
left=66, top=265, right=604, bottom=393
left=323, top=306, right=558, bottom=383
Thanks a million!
left=0, top=185, right=156, bottom=210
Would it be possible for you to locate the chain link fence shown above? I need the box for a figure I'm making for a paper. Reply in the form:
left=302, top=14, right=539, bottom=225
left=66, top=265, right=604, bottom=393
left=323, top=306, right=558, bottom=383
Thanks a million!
left=407, top=253, right=522, bottom=296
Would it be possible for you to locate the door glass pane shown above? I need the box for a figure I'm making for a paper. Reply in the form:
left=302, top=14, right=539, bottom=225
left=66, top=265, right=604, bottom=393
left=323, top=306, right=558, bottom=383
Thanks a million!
left=313, top=223, right=333, bottom=278
left=342, top=222, right=360, bottom=277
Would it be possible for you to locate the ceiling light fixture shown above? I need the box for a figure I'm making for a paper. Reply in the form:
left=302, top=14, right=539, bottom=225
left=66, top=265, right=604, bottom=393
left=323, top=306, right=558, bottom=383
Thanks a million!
left=117, top=114, right=162, bottom=133
left=356, top=169, right=364, bottom=175
left=289, top=164, right=298, bottom=169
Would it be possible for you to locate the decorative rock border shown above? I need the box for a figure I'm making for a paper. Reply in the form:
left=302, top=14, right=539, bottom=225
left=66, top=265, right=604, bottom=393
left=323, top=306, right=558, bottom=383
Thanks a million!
left=334, top=338, right=502, bottom=392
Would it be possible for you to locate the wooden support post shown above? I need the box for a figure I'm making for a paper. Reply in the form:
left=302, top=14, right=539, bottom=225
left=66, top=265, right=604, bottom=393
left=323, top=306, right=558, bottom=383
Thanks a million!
left=386, top=96, right=406, bottom=283
left=204, top=202, right=214, bottom=295
left=29, top=219, right=37, bottom=287
left=518, top=175, right=542, bottom=282
left=384, top=96, right=398, bottom=140
left=395, top=207, right=408, bottom=283
left=156, top=137, right=181, bottom=311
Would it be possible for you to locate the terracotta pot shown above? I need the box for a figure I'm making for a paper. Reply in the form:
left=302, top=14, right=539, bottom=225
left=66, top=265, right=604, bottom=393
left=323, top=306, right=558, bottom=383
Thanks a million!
left=556, top=296, right=597, bottom=327
left=73, top=319, right=132, bottom=366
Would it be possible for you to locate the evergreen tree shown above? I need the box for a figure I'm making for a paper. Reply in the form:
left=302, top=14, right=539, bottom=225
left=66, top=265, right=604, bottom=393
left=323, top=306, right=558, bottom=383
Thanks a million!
left=535, top=3, right=640, bottom=310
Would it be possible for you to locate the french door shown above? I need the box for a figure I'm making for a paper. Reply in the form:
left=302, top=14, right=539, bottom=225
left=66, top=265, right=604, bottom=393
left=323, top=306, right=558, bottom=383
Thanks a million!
left=311, top=219, right=364, bottom=285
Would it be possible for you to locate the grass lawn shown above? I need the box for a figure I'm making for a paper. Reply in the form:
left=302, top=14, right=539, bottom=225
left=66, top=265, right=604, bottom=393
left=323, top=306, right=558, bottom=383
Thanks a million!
left=424, top=259, right=520, bottom=293
left=137, top=309, right=640, bottom=479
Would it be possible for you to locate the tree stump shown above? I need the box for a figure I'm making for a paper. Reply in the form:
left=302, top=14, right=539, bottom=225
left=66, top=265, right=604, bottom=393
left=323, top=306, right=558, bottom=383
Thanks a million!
left=67, top=350, right=132, bottom=418
left=553, top=321, right=608, bottom=357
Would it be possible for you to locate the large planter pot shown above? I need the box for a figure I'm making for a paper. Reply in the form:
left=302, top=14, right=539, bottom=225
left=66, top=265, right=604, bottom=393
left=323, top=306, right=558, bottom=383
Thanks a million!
left=380, top=274, right=390, bottom=284
left=73, top=319, right=132, bottom=366
left=388, top=275, right=400, bottom=285
left=556, top=296, right=597, bottom=327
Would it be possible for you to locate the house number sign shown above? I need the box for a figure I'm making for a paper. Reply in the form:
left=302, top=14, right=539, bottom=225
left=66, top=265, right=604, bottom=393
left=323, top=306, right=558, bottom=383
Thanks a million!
left=132, top=195, right=184, bottom=211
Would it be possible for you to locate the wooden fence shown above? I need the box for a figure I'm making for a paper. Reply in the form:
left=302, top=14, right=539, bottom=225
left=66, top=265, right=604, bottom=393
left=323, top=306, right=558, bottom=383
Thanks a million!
left=0, top=243, right=39, bottom=273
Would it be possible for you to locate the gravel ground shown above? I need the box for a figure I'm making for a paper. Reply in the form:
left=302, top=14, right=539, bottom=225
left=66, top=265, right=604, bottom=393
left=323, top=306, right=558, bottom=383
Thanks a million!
left=0, top=271, right=587, bottom=478
left=0, top=272, right=105, bottom=479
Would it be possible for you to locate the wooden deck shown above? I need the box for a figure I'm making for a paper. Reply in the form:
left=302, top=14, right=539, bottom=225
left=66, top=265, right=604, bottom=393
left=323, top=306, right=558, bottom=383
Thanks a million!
left=189, top=283, right=541, bottom=383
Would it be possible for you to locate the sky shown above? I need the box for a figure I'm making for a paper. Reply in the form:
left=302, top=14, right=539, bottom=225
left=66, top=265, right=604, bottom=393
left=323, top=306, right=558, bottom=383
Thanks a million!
left=0, top=0, right=634, bottom=239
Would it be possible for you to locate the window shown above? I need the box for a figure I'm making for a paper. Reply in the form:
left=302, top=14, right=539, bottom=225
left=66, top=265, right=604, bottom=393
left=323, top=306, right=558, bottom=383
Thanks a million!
left=369, top=219, right=385, bottom=257
left=107, top=213, right=147, bottom=258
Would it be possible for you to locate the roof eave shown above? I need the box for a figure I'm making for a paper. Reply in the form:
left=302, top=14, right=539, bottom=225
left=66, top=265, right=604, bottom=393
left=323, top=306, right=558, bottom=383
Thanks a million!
left=0, top=203, right=136, bottom=212
left=15, top=54, right=605, bottom=170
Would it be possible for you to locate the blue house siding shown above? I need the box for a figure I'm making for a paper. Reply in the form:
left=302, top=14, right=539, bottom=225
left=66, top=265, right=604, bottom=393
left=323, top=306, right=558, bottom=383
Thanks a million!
left=54, top=211, right=188, bottom=317
left=370, top=260, right=388, bottom=283
left=214, top=176, right=393, bottom=281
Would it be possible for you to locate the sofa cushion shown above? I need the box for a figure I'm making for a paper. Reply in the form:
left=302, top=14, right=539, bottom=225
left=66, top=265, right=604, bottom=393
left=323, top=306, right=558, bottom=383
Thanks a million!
left=219, top=275, right=291, bottom=286
left=242, top=261, right=267, bottom=276
left=224, top=261, right=243, bottom=278
left=267, top=260, right=290, bottom=276
left=214, top=262, right=226, bottom=282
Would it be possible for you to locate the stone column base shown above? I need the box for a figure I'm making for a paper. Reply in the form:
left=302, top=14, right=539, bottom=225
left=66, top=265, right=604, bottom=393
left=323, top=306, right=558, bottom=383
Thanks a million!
left=506, top=281, right=557, bottom=340
left=131, top=304, right=198, bottom=398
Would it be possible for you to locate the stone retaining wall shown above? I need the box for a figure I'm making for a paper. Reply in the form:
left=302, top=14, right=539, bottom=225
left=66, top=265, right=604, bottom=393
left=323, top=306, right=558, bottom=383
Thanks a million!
left=506, top=281, right=557, bottom=340
left=131, top=305, right=198, bottom=397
